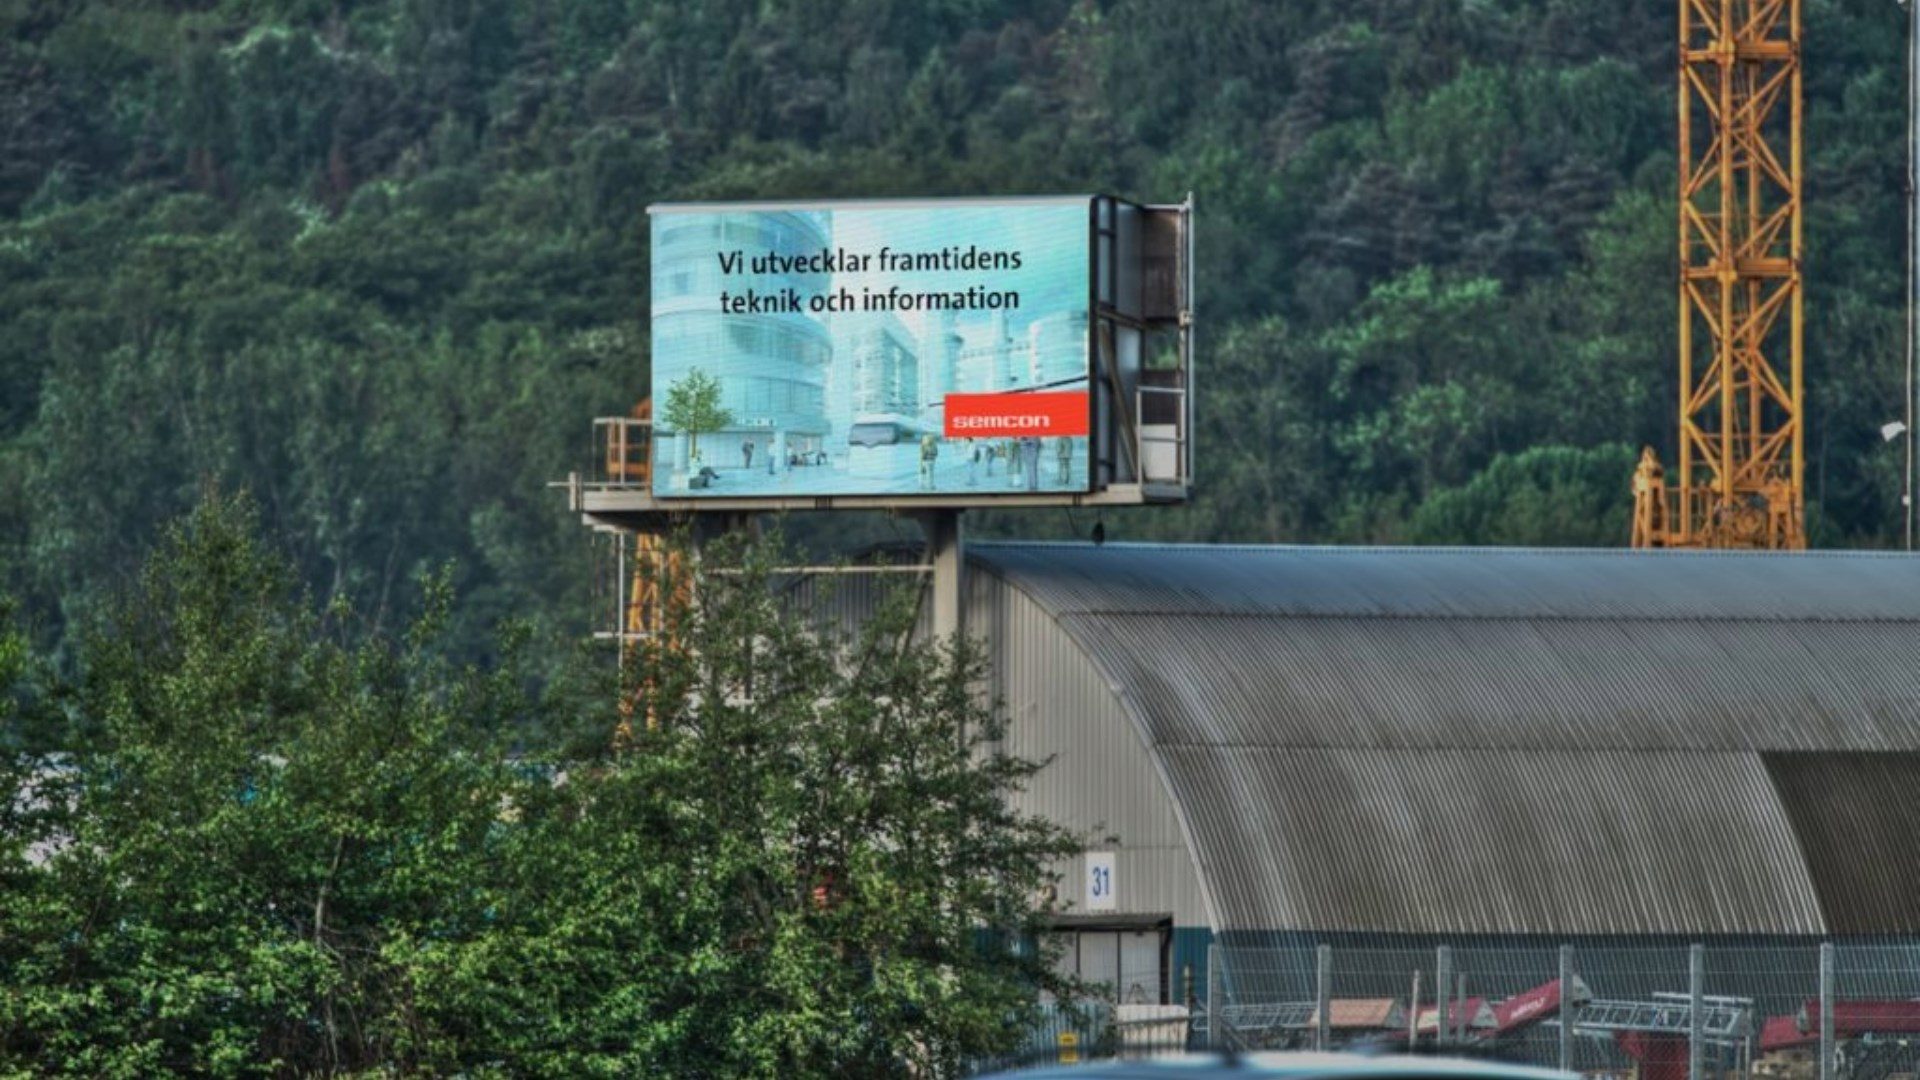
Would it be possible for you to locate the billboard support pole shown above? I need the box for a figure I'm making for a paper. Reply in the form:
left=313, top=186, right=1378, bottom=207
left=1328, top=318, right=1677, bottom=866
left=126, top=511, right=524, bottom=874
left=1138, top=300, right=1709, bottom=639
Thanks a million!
left=917, top=509, right=966, bottom=641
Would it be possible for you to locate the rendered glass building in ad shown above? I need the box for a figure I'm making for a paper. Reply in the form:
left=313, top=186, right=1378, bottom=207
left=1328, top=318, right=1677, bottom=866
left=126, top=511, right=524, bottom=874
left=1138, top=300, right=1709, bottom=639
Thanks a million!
left=651, top=209, right=833, bottom=478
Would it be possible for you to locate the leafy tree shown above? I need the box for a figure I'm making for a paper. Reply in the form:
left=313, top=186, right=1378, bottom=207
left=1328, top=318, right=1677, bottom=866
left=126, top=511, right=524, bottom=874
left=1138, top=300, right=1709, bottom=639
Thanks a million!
left=0, top=605, right=16, bottom=694
left=599, top=531, right=1082, bottom=1076
left=1405, top=443, right=1637, bottom=546
left=0, top=591, right=40, bottom=752
left=0, top=494, right=1078, bottom=1076
left=0, top=490, right=541, bottom=1076
left=662, top=366, right=734, bottom=464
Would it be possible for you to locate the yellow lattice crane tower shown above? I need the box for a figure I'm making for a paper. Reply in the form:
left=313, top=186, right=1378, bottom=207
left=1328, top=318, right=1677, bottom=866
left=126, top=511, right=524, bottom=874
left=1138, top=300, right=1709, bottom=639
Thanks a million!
left=1634, top=0, right=1805, bottom=549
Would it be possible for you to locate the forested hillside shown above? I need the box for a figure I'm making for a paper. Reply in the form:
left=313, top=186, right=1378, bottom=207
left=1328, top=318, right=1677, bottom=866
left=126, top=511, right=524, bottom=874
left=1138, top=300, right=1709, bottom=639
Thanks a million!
left=1, top=0, right=1908, bottom=660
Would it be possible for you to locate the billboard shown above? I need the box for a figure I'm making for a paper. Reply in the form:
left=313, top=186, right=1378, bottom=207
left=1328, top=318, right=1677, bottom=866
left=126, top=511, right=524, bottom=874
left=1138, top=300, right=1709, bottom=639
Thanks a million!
left=649, top=198, right=1092, bottom=499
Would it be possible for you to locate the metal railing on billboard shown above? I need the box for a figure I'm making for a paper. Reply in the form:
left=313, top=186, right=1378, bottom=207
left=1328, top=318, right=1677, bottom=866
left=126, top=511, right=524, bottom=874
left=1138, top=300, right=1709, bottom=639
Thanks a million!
left=593, top=415, right=651, bottom=488
left=1136, top=382, right=1189, bottom=487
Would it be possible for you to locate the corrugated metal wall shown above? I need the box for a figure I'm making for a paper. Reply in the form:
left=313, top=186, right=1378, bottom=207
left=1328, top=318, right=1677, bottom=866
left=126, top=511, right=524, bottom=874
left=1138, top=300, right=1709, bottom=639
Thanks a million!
left=970, top=542, right=1920, bottom=938
left=1163, top=747, right=1823, bottom=935
left=968, top=559, right=1210, bottom=928
left=1764, top=752, right=1920, bottom=933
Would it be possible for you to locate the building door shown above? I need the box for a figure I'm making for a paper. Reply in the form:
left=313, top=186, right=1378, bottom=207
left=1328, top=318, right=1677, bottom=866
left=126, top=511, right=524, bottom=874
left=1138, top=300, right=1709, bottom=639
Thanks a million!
left=1043, top=923, right=1169, bottom=1005
left=1078, top=931, right=1120, bottom=996
left=1118, top=929, right=1163, bottom=1005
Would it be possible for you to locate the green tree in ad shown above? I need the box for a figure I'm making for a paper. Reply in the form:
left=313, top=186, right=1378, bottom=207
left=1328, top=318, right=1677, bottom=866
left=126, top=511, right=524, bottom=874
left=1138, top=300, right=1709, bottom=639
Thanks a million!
left=662, top=366, right=733, bottom=470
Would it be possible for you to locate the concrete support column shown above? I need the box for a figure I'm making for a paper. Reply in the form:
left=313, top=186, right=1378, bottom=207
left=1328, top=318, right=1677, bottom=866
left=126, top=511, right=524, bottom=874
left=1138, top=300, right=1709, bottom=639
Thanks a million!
left=917, top=510, right=965, bottom=641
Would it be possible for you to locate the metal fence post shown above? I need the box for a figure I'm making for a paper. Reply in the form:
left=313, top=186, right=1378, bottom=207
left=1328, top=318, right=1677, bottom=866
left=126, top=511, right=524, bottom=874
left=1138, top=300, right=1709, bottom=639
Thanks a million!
left=1559, top=944, right=1575, bottom=1073
left=1206, top=943, right=1222, bottom=1050
left=1820, top=942, right=1835, bottom=1080
left=1435, top=945, right=1452, bottom=1048
left=1408, top=969, right=1422, bottom=1047
left=1315, top=944, right=1332, bottom=1052
left=1690, top=943, right=1706, bottom=1080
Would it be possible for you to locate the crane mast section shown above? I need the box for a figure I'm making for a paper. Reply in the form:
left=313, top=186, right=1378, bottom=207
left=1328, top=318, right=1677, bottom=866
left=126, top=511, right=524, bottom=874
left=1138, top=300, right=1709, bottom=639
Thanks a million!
left=1636, top=0, right=1805, bottom=550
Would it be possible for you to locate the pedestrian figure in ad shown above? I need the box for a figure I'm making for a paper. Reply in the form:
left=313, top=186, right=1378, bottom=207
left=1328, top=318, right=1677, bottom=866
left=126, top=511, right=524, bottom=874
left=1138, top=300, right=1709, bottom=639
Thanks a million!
left=968, top=440, right=980, bottom=486
left=742, top=440, right=754, bottom=470
left=1007, top=438, right=1024, bottom=489
left=1023, top=435, right=1042, bottom=491
left=918, top=434, right=938, bottom=490
left=1055, top=436, right=1072, bottom=484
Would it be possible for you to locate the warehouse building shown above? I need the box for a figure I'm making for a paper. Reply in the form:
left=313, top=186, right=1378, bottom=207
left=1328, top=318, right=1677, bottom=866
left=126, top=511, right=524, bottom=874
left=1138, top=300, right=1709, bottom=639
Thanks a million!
left=926, top=542, right=1920, bottom=1015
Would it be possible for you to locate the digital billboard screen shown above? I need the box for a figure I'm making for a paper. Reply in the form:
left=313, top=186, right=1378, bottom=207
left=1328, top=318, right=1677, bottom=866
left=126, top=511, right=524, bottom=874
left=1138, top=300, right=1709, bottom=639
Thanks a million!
left=649, top=198, right=1092, bottom=499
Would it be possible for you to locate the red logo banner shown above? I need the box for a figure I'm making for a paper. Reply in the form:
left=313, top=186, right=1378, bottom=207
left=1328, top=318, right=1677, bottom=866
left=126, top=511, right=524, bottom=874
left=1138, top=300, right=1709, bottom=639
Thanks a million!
left=942, top=392, right=1090, bottom=439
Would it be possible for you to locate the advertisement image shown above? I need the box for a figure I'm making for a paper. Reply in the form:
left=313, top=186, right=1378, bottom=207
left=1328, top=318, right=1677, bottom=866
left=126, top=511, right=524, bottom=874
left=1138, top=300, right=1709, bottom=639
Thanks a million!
left=650, top=199, right=1092, bottom=499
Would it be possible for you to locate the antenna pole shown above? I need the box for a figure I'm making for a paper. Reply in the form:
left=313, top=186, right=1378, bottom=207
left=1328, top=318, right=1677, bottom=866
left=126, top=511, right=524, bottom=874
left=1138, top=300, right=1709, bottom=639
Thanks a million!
left=1907, top=0, right=1917, bottom=549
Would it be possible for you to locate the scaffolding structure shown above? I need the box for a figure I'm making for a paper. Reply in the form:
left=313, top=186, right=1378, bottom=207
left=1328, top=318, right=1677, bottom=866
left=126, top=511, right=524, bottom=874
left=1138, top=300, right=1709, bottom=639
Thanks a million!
left=1634, top=0, right=1805, bottom=549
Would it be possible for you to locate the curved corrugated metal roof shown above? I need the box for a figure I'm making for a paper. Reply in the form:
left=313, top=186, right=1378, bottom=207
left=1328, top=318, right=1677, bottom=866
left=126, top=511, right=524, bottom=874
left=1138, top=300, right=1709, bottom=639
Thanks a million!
left=968, top=543, right=1920, bottom=937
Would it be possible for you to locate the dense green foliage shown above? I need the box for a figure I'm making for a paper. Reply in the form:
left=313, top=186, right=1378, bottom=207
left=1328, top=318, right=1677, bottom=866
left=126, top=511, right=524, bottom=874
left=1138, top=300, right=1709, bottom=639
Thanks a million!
left=0, top=493, right=1077, bottom=1076
left=0, top=0, right=1909, bottom=657
left=0, top=594, right=32, bottom=749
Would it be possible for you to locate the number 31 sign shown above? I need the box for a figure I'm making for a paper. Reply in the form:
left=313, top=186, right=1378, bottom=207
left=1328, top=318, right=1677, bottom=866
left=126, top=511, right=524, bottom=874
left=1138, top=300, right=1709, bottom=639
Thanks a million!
left=1085, top=851, right=1117, bottom=913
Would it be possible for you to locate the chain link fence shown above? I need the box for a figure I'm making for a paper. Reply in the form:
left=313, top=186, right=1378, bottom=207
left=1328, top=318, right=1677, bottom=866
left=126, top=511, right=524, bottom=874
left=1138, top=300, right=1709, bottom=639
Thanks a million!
left=970, top=1001, right=1198, bottom=1073
left=1198, top=943, right=1920, bottom=1080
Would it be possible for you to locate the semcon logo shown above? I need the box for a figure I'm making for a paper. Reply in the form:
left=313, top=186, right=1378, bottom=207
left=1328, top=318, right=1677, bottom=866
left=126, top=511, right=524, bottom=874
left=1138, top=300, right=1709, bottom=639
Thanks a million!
left=942, top=391, right=1089, bottom=439
left=951, top=415, right=1050, bottom=431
